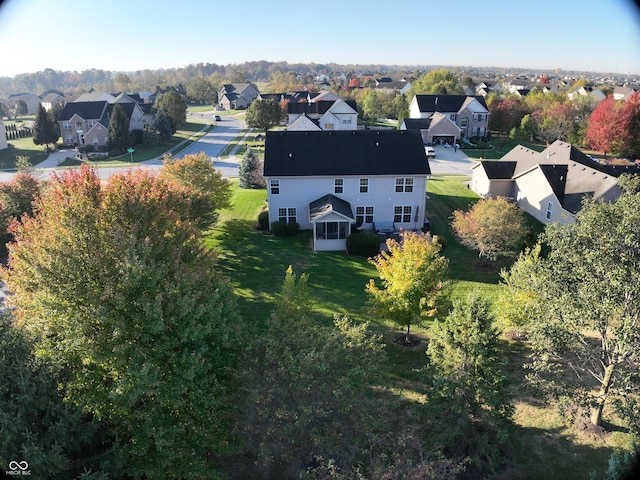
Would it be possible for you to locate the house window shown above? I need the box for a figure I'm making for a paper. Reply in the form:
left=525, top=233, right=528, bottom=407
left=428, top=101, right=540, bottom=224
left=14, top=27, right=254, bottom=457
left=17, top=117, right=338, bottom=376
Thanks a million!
left=460, top=118, right=468, bottom=127
left=63, top=122, right=70, bottom=130
left=270, top=179, right=280, bottom=195
left=450, top=114, right=458, bottom=122
left=356, top=206, right=374, bottom=224
left=395, top=177, right=414, bottom=193
left=278, top=207, right=297, bottom=224
left=394, top=205, right=412, bottom=223
left=65, top=134, right=74, bottom=143
left=359, top=178, right=369, bottom=193
left=316, top=221, right=349, bottom=240
left=334, top=178, right=344, bottom=194
left=325, top=123, right=334, bottom=130
left=546, top=202, right=553, bottom=220
left=88, top=121, right=94, bottom=128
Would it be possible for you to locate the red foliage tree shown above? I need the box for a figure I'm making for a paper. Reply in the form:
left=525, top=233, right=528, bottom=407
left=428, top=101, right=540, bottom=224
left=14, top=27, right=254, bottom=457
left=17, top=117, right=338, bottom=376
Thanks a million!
left=620, top=91, right=640, bottom=158
left=586, top=95, right=627, bottom=156
left=489, top=97, right=525, bottom=134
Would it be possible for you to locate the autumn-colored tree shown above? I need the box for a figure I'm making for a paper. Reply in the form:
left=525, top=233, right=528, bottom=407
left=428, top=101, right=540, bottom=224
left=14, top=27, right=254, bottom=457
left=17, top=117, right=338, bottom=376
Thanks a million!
left=586, top=95, right=627, bottom=156
left=451, top=196, right=528, bottom=263
left=489, top=97, right=525, bottom=134
left=366, top=231, right=448, bottom=343
left=532, top=103, right=576, bottom=144
left=0, top=173, right=40, bottom=241
left=620, top=91, right=640, bottom=158
left=2, top=165, right=243, bottom=479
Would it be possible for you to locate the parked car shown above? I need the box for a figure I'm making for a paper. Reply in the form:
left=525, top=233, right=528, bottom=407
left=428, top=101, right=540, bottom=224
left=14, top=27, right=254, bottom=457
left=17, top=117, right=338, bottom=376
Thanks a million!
left=425, top=146, right=436, bottom=158
left=214, top=115, right=222, bottom=121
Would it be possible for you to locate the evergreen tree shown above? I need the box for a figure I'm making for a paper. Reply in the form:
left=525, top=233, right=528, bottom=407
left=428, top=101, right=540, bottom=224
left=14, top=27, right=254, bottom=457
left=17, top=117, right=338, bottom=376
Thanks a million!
left=107, top=103, right=129, bottom=153
left=238, top=147, right=261, bottom=188
left=153, top=108, right=173, bottom=141
left=154, top=90, right=187, bottom=133
left=32, top=103, right=59, bottom=149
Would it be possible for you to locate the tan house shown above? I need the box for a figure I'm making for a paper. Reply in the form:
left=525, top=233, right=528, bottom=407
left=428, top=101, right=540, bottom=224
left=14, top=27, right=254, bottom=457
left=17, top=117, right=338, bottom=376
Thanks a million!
left=470, top=141, right=640, bottom=225
left=217, top=83, right=260, bottom=110
left=287, top=99, right=358, bottom=131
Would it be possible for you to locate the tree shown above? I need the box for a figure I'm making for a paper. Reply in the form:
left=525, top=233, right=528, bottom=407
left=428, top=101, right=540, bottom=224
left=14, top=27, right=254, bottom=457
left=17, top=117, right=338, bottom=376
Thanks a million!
left=366, top=231, right=448, bottom=343
left=107, top=103, right=129, bottom=153
left=160, top=151, right=232, bottom=228
left=0, top=313, right=124, bottom=478
left=244, top=98, right=282, bottom=132
left=154, top=90, right=187, bottom=133
left=13, top=99, right=27, bottom=118
left=2, top=166, right=243, bottom=479
left=32, top=103, right=59, bottom=149
left=186, top=77, right=217, bottom=104
left=451, top=196, right=528, bottom=263
left=407, top=69, right=464, bottom=99
left=238, top=147, right=264, bottom=188
left=505, top=179, right=640, bottom=430
left=153, top=108, right=173, bottom=141
left=426, top=294, right=514, bottom=472
left=586, top=95, right=627, bottom=156
left=236, top=267, right=387, bottom=478
left=0, top=172, right=40, bottom=242
left=489, top=97, right=525, bottom=135
left=532, top=102, right=576, bottom=144
left=619, top=91, right=640, bottom=158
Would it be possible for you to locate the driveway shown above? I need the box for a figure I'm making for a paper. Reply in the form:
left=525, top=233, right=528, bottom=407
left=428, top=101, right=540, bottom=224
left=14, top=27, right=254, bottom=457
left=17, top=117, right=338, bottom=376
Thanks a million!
left=427, top=144, right=477, bottom=175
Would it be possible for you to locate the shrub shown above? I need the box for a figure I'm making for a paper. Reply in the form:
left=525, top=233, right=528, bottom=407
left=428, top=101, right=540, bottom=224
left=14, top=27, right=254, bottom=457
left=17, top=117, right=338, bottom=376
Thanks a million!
left=285, top=222, right=300, bottom=236
left=347, top=232, right=380, bottom=257
left=271, top=221, right=288, bottom=237
left=257, top=210, right=269, bottom=230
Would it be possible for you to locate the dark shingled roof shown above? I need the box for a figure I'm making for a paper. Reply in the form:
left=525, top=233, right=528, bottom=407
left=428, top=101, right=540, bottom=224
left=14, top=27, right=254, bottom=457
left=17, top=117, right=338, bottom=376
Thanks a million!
left=309, top=194, right=354, bottom=221
left=480, top=161, right=517, bottom=179
left=402, top=118, right=432, bottom=130
left=414, top=95, right=488, bottom=112
left=264, top=130, right=431, bottom=177
left=58, top=101, right=108, bottom=121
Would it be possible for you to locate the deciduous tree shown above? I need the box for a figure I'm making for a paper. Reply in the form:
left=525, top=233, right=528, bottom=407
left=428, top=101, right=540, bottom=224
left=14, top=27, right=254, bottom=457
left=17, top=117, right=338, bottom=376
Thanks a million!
left=154, top=90, right=187, bottom=133
left=451, top=196, right=527, bottom=263
left=505, top=179, right=640, bottom=430
left=245, top=98, right=282, bottom=132
left=407, top=69, right=464, bottom=98
left=2, top=165, right=243, bottom=479
left=586, top=95, right=627, bottom=156
left=366, top=231, right=448, bottom=343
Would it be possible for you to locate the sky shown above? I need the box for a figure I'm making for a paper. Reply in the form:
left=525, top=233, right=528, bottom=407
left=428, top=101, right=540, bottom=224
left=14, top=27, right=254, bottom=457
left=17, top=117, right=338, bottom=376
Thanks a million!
left=0, top=0, right=639, bottom=78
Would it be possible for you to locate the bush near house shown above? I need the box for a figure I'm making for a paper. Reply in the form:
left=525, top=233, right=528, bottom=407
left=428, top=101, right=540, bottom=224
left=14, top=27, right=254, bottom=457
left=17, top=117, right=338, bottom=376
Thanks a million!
left=346, top=232, right=381, bottom=257
left=271, top=221, right=299, bottom=237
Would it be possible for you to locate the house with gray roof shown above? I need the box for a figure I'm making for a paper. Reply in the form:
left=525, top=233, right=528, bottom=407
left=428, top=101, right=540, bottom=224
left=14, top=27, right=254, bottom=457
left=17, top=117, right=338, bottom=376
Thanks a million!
left=470, top=140, right=640, bottom=225
left=407, top=95, right=490, bottom=144
left=287, top=99, right=358, bottom=131
left=217, top=83, right=259, bottom=110
left=264, top=129, right=431, bottom=251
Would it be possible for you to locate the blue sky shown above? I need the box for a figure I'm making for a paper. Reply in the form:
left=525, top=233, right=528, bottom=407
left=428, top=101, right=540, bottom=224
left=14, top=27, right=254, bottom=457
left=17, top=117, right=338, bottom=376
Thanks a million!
left=0, top=0, right=639, bottom=77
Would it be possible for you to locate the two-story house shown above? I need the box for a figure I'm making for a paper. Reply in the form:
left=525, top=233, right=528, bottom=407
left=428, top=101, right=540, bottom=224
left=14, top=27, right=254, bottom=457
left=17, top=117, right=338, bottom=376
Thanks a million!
left=217, top=83, right=260, bottom=110
left=287, top=99, right=358, bottom=131
left=406, top=95, right=490, bottom=144
left=58, top=101, right=145, bottom=147
left=264, top=130, right=431, bottom=251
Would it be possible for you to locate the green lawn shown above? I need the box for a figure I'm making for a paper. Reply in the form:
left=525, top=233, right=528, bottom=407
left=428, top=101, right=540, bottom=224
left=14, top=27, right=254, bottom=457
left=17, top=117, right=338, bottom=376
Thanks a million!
left=207, top=176, right=632, bottom=480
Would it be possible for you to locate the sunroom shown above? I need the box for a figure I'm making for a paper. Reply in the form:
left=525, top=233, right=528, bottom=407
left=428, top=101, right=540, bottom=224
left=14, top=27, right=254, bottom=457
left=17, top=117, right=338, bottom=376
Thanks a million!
left=309, top=194, right=355, bottom=252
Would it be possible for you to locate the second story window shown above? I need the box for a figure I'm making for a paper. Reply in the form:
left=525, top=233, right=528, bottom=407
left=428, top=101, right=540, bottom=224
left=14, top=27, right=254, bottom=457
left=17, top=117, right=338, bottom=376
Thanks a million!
left=359, top=178, right=369, bottom=193
left=270, top=179, right=280, bottom=195
left=334, top=178, right=344, bottom=194
left=395, top=177, right=414, bottom=193
left=450, top=113, right=458, bottom=122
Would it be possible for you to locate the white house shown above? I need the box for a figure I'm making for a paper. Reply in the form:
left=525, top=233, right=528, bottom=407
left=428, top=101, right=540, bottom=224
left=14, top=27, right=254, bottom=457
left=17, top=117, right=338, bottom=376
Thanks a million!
left=287, top=99, right=358, bottom=131
left=0, top=121, right=8, bottom=150
left=470, top=141, right=640, bottom=225
left=264, top=130, right=431, bottom=252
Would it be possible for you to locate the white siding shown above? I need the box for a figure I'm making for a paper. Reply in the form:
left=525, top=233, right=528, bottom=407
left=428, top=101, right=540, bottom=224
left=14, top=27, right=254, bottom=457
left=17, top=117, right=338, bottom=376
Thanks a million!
left=266, top=174, right=428, bottom=231
left=514, top=168, right=569, bottom=224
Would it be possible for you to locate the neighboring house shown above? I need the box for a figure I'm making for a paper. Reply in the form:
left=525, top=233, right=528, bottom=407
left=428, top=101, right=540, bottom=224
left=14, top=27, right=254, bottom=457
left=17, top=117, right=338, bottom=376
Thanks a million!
left=470, top=140, right=640, bottom=225
left=400, top=112, right=461, bottom=145
left=7, top=93, right=41, bottom=114
left=217, top=83, right=260, bottom=110
left=40, top=91, right=65, bottom=111
left=612, top=85, right=637, bottom=101
left=567, top=86, right=606, bottom=103
left=287, top=99, right=358, bottom=131
left=264, top=129, right=431, bottom=251
left=74, top=91, right=117, bottom=103
left=408, top=95, right=490, bottom=142
left=0, top=120, right=8, bottom=150
left=58, top=101, right=146, bottom=147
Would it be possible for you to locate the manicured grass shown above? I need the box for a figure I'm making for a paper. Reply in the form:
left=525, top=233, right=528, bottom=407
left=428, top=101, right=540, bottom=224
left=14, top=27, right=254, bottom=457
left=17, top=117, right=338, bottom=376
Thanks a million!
left=207, top=177, right=633, bottom=480
left=0, top=137, right=50, bottom=169
left=463, top=136, right=547, bottom=160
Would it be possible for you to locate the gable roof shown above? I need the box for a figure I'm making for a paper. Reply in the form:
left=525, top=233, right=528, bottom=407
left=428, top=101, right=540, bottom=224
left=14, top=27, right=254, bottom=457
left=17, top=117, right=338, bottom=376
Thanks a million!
left=402, top=118, right=432, bottom=130
left=309, top=194, right=354, bottom=221
left=288, top=99, right=357, bottom=115
left=476, top=160, right=517, bottom=179
left=414, top=95, right=489, bottom=113
left=59, top=101, right=108, bottom=121
left=264, top=130, right=430, bottom=177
